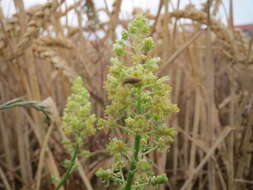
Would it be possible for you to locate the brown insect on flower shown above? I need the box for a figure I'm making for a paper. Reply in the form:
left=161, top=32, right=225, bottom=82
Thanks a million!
left=122, top=77, right=142, bottom=85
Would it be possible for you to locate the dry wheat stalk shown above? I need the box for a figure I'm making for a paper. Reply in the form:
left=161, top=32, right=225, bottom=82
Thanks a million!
left=0, top=2, right=58, bottom=60
left=33, top=36, right=75, bottom=49
left=17, top=2, right=54, bottom=50
left=32, top=36, right=77, bottom=80
left=170, top=6, right=253, bottom=65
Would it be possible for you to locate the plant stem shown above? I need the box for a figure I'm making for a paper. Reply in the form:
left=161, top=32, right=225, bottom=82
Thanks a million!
left=143, top=145, right=159, bottom=156
left=55, top=144, right=79, bottom=190
left=124, top=87, right=142, bottom=190
left=124, top=134, right=141, bottom=190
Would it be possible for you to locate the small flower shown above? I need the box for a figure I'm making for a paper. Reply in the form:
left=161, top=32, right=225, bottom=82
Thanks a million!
left=107, top=138, right=127, bottom=154
left=125, top=117, right=135, bottom=125
left=140, top=138, right=148, bottom=145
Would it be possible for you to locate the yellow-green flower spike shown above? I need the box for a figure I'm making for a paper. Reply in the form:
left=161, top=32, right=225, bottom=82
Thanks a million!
left=97, top=15, right=179, bottom=190
left=62, top=76, right=96, bottom=143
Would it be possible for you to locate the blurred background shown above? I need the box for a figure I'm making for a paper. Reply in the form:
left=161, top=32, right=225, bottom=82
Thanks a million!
left=0, top=0, right=253, bottom=190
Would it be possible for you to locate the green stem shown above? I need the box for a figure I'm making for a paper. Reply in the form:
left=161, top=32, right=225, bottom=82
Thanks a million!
left=143, top=145, right=159, bottom=156
left=55, top=144, right=79, bottom=190
left=124, top=134, right=141, bottom=190
left=124, top=87, right=142, bottom=190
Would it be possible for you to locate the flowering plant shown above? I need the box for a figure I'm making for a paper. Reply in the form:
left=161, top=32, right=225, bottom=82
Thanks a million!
left=96, top=15, right=179, bottom=190
left=58, top=15, right=178, bottom=190
left=55, top=77, right=96, bottom=190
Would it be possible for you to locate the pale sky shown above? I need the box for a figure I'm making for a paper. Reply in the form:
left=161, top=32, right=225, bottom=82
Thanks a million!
left=1, top=0, right=253, bottom=25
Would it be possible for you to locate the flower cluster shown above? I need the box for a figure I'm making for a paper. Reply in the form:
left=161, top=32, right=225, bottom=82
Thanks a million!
left=97, top=15, right=179, bottom=189
left=62, top=77, right=96, bottom=144
left=56, top=77, right=96, bottom=190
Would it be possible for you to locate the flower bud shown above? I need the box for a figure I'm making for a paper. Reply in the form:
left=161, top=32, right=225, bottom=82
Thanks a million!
left=158, top=127, right=177, bottom=137
left=155, top=174, right=168, bottom=184
left=113, top=44, right=124, bottom=56
left=150, top=174, right=168, bottom=185
left=128, top=15, right=150, bottom=34
left=140, top=138, right=147, bottom=145
left=107, top=138, right=127, bottom=154
left=143, top=37, right=154, bottom=52
left=63, top=159, right=72, bottom=168
left=121, top=31, right=128, bottom=40
left=95, top=168, right=112, bottom=179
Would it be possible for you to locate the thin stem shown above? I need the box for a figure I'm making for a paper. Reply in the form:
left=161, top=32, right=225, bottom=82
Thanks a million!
left=143, top=145, right=159, bottom=156
left=55, top=144, right=79, bottom=190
